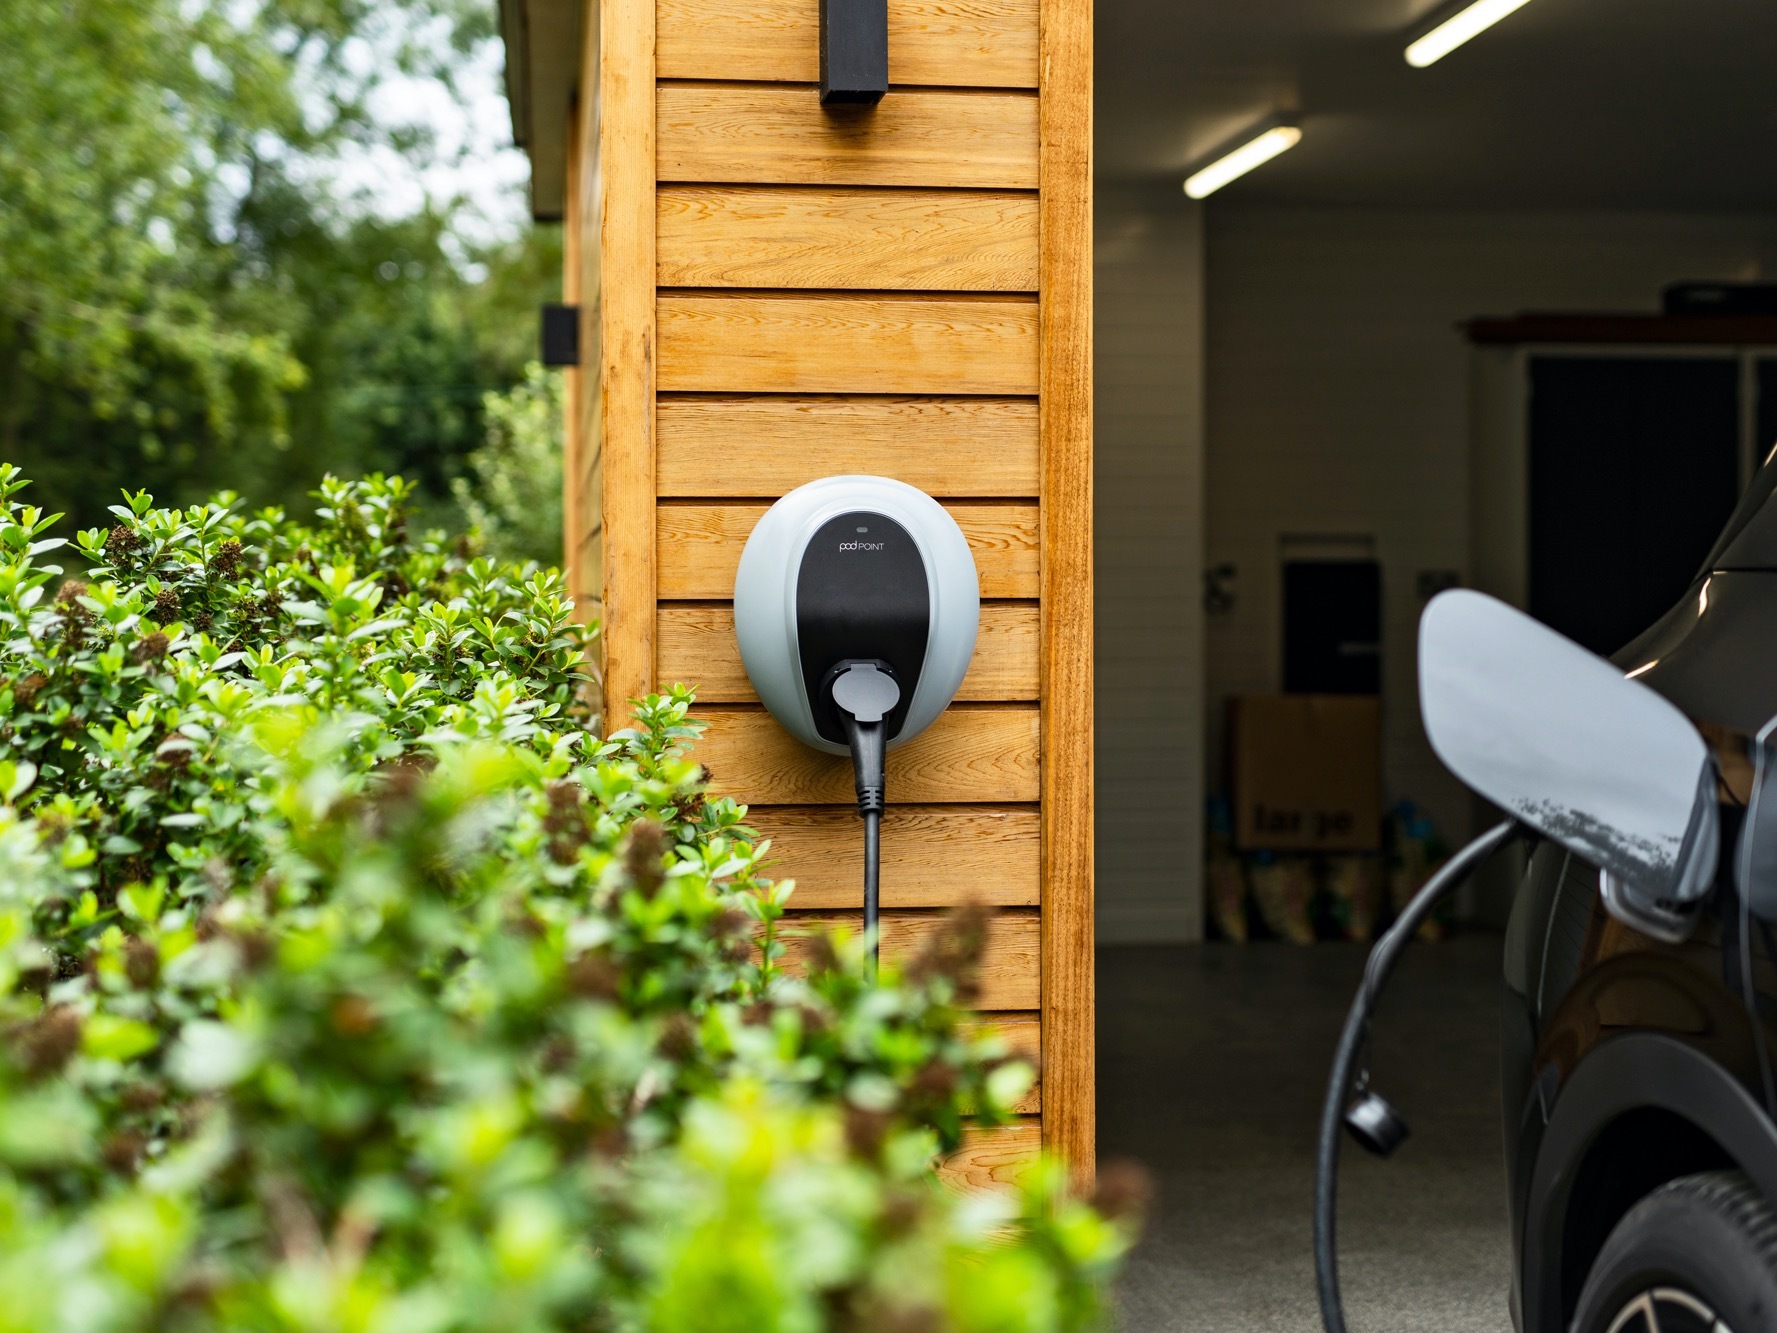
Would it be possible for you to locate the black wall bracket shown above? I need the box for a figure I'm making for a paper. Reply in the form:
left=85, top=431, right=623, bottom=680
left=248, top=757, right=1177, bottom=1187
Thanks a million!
left=819, top=0, right=887, bottom=105
left=540, top=304, right=580, bottom=367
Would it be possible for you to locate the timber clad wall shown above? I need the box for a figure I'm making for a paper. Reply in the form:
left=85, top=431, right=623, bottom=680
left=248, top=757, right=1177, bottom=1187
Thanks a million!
left=567, top=0, right=1092, bottom=1190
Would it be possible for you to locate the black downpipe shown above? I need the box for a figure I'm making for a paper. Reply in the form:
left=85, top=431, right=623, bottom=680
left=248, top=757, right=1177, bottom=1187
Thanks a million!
left=1315, top=820, right=1518, bottom=1333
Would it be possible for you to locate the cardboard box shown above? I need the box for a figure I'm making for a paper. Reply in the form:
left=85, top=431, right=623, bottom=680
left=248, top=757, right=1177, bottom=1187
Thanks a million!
left=1230, top=695, right=1382, bottom=851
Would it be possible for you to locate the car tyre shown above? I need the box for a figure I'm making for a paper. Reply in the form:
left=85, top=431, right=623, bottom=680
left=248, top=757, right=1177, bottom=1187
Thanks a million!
left=1570, top=1170, right=1777, bottom=1333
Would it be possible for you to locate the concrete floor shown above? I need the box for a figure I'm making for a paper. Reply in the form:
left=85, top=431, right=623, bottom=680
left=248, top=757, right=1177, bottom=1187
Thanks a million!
left=1102, top=939, right=1516, bottom=1333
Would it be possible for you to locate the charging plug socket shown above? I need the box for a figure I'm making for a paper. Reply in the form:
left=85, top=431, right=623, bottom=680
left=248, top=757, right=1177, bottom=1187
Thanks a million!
left=829, top=660, right=899, bottom=813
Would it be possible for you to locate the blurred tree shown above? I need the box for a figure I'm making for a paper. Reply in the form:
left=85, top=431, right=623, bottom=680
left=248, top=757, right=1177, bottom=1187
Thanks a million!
left=0, top=0, right=556, bottom=531
left=224, top=175, right=560, bottom=529
left=454, top=361, right=565, bottom=567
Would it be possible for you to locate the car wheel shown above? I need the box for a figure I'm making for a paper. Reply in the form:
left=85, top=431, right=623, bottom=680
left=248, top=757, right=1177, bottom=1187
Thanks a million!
left=1571, top=1171, right=1777, bottom=1333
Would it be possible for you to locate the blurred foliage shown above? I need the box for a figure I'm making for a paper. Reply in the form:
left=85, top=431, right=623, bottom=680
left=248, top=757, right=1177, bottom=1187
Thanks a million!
left=454, top=362, right=565, bottom=568
left=0, top=467, right=1138, bottom=1329
left=0, top=0, right=558, bottom=533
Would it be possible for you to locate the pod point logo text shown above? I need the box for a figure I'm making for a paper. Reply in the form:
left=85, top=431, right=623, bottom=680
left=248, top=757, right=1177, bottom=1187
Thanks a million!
left=838, top=540, right=886, bottom=552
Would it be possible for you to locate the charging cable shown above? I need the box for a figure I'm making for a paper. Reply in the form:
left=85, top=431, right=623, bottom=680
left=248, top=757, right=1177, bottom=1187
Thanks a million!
left=829, top=662, right=901, bottom=966
left=1315, top=820, right=1518, bottom=1333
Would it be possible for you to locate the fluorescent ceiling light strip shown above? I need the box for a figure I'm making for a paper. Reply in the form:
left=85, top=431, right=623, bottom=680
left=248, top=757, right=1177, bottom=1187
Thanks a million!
left=1406, top=0, right=1537, bottom=67
left=1183, top=125, right=1302, bottom=200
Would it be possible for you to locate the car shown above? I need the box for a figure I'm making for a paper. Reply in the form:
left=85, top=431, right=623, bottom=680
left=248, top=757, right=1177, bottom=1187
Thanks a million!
left=1318, top=462, right=1777, bottom=1333
left=1498, top=457, right=1777, bottom=1333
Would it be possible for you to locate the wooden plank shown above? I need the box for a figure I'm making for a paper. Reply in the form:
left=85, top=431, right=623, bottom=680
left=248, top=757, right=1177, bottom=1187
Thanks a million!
left=977, top=1009, right=1040, bottom=1060
left=773, top=909, right=1039, bottom=1010
left=693, top=704, right=1039, bottom=804
left=657, top=502, right=1038, bottom=598
left=1038, top=0, right=1095, bottom=1194
left=973, top=1016, right=1037, bottom=1109
left=656, top=0, right=1039, bottom=88
left=598, top=0, right=656, bottom=716
left=657, top=396, right=1039, bottom=497
left=562, top=92, right=583, bottom=592
left=659, top=602, right=1038, bottom=702
left=657, top=294, right=1038, bottom=395
left=936, top=1120, right=1042, bottom=1196
left=573, top=523, right=604, bottom=639
left=743, top=804, right=1040, bottom=908
left=657, top=84, right=1038, bottom=190
left=575, top=429, right=605, bottom=645
left=973, top=1012, right=1042, bottom=1113
left=566, top=13, right=602, bottom=616
left=573, top=370, right=604, bottom=642
left=657, top=187, right=1038, bottom=291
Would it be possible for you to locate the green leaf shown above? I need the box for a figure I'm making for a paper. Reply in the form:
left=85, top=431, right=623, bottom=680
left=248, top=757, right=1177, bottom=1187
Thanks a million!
left=167, top=1020, right=257, bottom=1090
left=0, top=758, right=36, bottom=801
left=986, top=1060, right=1037, bottom=1111
left=117, top=883, right=166, bottom=923
left=82, top=1014, right=160, bottom=1063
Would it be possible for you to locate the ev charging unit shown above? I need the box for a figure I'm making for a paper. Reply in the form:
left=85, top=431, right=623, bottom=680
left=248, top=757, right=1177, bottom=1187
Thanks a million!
left=732, top=475, right=980, bottom=959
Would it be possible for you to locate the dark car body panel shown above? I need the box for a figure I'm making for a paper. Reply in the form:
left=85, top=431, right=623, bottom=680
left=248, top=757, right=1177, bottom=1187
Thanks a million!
left=1618, top=570, right=1777, bottom=735
left=1517, top=1035, right=1777, bottom=1332
left=1501, top=467, right=1777, bottom=1329
left=1501, top=839, right=1770, bottom=1329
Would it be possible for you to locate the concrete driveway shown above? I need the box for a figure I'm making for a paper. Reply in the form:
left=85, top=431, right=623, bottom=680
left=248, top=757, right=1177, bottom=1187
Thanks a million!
left=1102, top=938, right=1515, bottom=1333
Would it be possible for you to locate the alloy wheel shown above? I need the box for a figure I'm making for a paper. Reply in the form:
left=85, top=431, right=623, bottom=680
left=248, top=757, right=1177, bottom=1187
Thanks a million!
left=1604, top=1286, right=1731, bottom=1333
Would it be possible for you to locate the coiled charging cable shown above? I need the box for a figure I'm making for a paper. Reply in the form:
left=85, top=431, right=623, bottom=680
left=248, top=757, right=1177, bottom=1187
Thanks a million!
left=1315, top=820, right=1519, bottom=1333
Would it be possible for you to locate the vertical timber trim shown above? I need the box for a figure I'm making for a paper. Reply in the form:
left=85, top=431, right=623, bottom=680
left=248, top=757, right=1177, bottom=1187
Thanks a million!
left=562, top=98, right=583, bottom=594
left=1037, top=0, right=1094, bottom=1191
left=599, top=0, right=657, bottom=719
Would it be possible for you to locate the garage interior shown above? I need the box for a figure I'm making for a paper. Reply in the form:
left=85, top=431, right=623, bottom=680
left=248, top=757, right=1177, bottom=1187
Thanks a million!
left=1094, top=0, right=1777, bottom=1326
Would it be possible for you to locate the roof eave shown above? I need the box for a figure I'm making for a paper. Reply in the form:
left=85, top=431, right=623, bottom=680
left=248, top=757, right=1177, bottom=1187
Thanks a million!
left=498, top=0, right=581, bottom=221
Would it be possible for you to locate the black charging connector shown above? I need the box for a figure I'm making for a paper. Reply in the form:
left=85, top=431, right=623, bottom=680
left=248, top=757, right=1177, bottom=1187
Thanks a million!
left=1314, top=820, right=1518, bottom=1333
left=828, top=661, right=901, bottom=966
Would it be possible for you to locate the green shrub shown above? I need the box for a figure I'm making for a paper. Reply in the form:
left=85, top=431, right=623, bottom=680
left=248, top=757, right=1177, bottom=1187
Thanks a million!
left=0, top=467, right=1134, bottom=1331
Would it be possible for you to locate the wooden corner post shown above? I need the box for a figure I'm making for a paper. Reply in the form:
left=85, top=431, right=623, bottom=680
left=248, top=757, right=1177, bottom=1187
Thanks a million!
left=1039, top=0, right=1095, bottom=1192
left=598, top=0, right=656, bottom=720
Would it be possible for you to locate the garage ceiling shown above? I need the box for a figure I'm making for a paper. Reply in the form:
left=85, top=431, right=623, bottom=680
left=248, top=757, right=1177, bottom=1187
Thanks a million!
left=1099, top=0, right=1777, bottom=209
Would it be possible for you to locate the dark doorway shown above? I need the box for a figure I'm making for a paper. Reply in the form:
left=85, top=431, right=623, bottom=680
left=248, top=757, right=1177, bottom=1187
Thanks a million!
left=1529, top=356, right=1741, bottom=657
left=1282, top=559, right=1382, bottom=695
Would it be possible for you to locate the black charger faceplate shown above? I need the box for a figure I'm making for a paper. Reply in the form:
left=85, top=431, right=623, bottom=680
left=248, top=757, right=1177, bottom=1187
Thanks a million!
left=795, top=510, right=930, bottom=745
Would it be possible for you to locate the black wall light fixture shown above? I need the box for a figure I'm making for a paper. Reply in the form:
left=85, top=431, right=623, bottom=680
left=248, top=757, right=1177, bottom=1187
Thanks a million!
left=540, top=304, right=579, bottom=367
left=819, top=0, right=887, bottom=105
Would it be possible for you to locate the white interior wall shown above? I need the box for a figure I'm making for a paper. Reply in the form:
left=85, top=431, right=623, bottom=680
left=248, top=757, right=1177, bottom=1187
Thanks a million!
left=1204, top=205, right=1777, bottom=871
left=1096, top=182, right=1207, bottom=944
